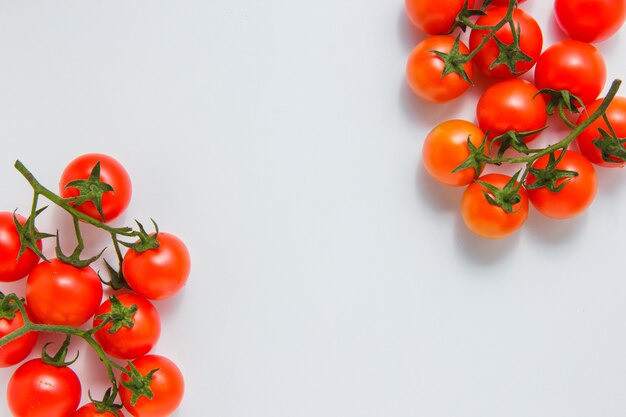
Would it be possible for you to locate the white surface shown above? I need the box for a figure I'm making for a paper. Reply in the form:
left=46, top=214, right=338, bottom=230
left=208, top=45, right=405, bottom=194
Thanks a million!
left=1, top=1, right=626, bottom=416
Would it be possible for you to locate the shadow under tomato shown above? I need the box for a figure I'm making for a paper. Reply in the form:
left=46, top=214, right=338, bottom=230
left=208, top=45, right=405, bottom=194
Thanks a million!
left=524, top=207, right=588, bottom=244
left=397, top=7, right=428, bottom=52
left=452, top=215, right=522, bottom=265
left=415, top=163, right=464, bottom=213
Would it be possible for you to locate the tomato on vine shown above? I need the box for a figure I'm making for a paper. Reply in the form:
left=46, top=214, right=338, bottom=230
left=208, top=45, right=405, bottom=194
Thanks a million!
left=0, top=300, right=38, bottom=368
left=576, top=96, right=626, bottom=167
left=405, top=0, right=476, bottom=35
left=555, top=0, right=626, bottom=43
left=0, top=212, right=41, bottom=282
left=73, top=403, right=125, bottom=417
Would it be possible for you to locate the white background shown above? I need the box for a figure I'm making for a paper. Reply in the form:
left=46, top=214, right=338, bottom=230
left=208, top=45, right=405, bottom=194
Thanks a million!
left=1, top=1, right=626, bottom=416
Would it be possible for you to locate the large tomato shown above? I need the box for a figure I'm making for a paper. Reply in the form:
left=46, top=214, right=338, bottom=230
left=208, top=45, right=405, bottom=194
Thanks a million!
left=576, top=96, right=626, bottom=167
left=7, top=358, right=81, bottom=417
left=469, top=6, right=543, bottom=79
left=0, top=212, right=41, bottom=282
left=555, top=0, right=626, bottom=43
left=119, top=355, right=184, bottom=417
left=60, top=153, right=132, bottom=222
left=73, top=403, right=125, bottom=417
left=525, top=150, right=597, bottom=219
left=534, top=40, right=606, bottom=106
left=405, top=0, right=476, bottom=35
left=422, top=119, right=486, bottom=186
left=0, top=301, right=38, bottom=368
left=26, top=259, right=103, bottom=326
left=406, top=35, right=473, bottom=102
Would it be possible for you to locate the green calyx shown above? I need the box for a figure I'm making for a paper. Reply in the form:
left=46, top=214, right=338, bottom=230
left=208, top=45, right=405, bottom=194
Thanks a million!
left=89, top=388, right=125, bottom=417
left=0, top=292, right=21, bottom=320
left=120, top=219, right=160, bottom=253
left=452, top=134, right=489, bottom=177
left=63, top=161, right=114, bottom=222
left=477, top=171, right=523, bottom=214
left=489, top=23, right=533, bottom=75
left=490, top=126, right=548, bottom=159
left=41, top=334, right=79, bottom=367
left=95, top=295, right=138, bottom=334
left=121, top=362, right=159, bottom=406
left=593, top=128, right=626, bottom=164
left=525, top=151, right=578, bottom=192
left=429, top=35, right=472, bottom=84
left=13, top=208, right=54, bottom=262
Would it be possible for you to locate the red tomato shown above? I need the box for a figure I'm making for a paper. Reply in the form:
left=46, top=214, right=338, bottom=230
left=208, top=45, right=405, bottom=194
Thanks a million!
left=405, top=0, right=476, bottom=35
left=0, top=212, right=41, bottom=282
left=60, top=153, right=132, bottom=222
left=73, top=403, right=125, bottom=417
left=461, top=173, right=529, bottom=239
left=406, top=35, right=473, bottom=102
left=7, top=358, right=81, bottom=417
left=469, top=6, right=543, bottom=79
left=555, top=0, right=626, bottom=43
left=576, top=96, right=626, bottom=167
left=476, top=79, right=547, bottom=142
left=534, top=40, right=606, bottom=106
left=0, top=302, right=38, bottom=367
left=26, top=259, right=103, bottom=326
left=122, top=233, right=190, bottom=300
left=422, top=120, right=486, bottom=186
left=119, top=355, right=184, bottom=417
left=526, top=150, right=597, bottom=219
left=93, top=294, right=161, bottom=360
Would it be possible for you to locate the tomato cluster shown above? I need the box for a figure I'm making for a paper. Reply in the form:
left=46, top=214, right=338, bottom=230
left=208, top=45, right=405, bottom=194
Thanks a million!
left=0, top=154, right=189, bottom=417
left=405, top=0, right=626, bottom=239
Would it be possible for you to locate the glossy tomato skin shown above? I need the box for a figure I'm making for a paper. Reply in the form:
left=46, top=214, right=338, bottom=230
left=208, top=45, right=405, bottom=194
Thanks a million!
left=576, top=96, right=626, bottom=167
left=73, top=403, right=125, bottom=417
left=469, top=6, right=543, bottom=78
left=555, top=0, right=626, bottom=43
left=526, top=150, right=597, bottom=219
left=534, top=40, right=606, bottom=106
left=405, top=0, right=476, bottom=35
left=7, top=358, right=81, bottom=417
left=0, top=302, right=38, bottom=368
left=119, top=355, right=184, bottom=417
left=60, top=153, right=132, bottom=222
left=406, top=36, right=473, bottom=102
left=461, top=174, right=529, bottom=239
left=26, top=259, right=103, bottom=326
left=123, top=233, right=190, bottom=300
left=477, top=79, right=547, bottom=142
left=0, top=212, right=41, bottom=282
left=93, top=294, right=161, bottom=360
left=422, top=120, right=486, bottom=186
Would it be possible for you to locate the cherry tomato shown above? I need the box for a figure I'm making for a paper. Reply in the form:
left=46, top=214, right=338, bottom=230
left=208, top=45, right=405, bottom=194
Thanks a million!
left=469, top=6, right=543, bottom=79
left=422, top=120, right=486, bottom=186
left=555, top=0, right=626, bottom=43
left=93, top=294, right=161, bottom=360
left=526, top=150, right=597, bottom=219
left=476, top=79, right=547, bottom=142
left=73, top=403, right=125, bottom=417
left=0, top=302, right=38, bottom=368
left=26, top=259, right=103, bottom=326
left=0, top=212, right=41, bottom=282
left=60, top=153, right=132, bottom=222
left=534, top=40, right=606, bottom=106
left=7, top=358, right=81, bottom=417
left=122, top=233, right=190, bottom=300
left=405, top=0, right=476, bottom=35
left=406, top=35, right=473, bottom=102
left=576, top=96, right=626, bottom=167
left=119, top=355, right=184, bottom=417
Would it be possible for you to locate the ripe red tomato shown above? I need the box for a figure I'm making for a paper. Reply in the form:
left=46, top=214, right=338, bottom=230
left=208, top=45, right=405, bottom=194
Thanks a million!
left=119, top=355, right=184, bottom=417
left=576, top=96, right=626, bottom=167
left=406, top=35, right=473, bottom=102
left=7, top=358, right=81, bottom=417
left=0, top=302, right=38, bottom=368
left=93, top=294, right=161, bottom=360
left=60, top=153, right=132, bottom=222
left=26, top=259, right=103, bottom=326
left=526, top=150, right=597, bottom=219
left=534, top=40, right=606, bottom=106
left=405, top=0, right=476, bottom=35
left=0, top=212, right=41, bottom=282
left=469, top=6, right=543, bottom=79
left=555, top=0, right=626, bottom=43
left=122, top=233, right=190, bottom=300
left=461, top=173, right=529, bottom=239
left=476, top=79, right=547, bottom=142
left=73, top=403, right=125, bottom=417
left=422, top=120, right=486, bottom=186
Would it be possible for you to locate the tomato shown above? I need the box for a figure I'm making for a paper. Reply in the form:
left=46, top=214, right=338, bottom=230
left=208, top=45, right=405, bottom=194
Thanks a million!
left=469, top=6, right=543, bottom=79
left=461, top=174, right=529, bottom=239
left=0, top=212, right=41, bottom=282
left=122, top=233, right=190, bottom=300
left=534, top=40, right=606, bottom=106
left=406, top=35, right=473, bottom=102
left=60, top=153, right=132, bottom=222
left=119, top=355, right=184, bottom=417
left=73, top=403, right=125, bottom=417
left=526, top=150, right=597, bottom=219
left=26, top=258, right=103, bottom=326
left=7, top=358, right=81, bottom=417
left=405, top=0, right=476, bottom=35
left=555, top=0, right=626, bottom=43
left=0, top=302, right=38, bottom=367
left=422, top=120, right=486, bottom=186
left=576, top=96, right=626, bottom=167
left=93, top=294, right=161, bottom=360
left=476, top=79, right=547, bottom=142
